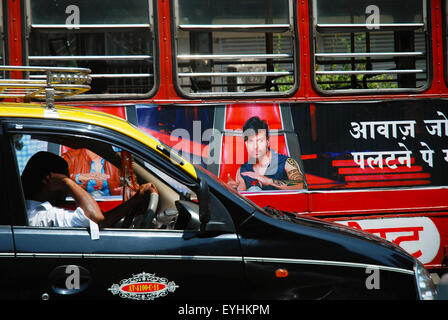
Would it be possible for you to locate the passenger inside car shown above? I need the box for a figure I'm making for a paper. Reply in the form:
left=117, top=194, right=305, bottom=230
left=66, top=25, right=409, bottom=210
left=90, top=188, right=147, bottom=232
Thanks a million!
left=13, top=133, right=201, bottom=231
left=21, top=151, right=158, bottom=228
left=61, top=148, right=122, bottom=197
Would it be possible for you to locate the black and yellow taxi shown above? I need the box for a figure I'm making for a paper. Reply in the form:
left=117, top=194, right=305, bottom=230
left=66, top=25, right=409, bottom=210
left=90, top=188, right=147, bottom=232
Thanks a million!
left=0, top=66, right=436, bottom=300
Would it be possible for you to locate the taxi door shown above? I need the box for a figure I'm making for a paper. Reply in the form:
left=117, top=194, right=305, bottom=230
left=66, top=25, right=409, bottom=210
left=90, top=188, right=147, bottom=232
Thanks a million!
left=5, top=119, right=247, bottom=300
left=0, top=127, right=19, bottom=299
left=11, top=226, right=245, bottom=300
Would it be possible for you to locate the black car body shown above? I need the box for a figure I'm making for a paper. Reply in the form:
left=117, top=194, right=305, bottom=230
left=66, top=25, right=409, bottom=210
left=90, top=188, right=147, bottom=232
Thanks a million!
left=0, top=104, right=435, bottom=300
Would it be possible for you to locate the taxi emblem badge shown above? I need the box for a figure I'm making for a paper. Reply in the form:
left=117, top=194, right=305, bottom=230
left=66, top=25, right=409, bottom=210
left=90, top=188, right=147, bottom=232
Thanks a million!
left=108, top=272, right=179, bottom=300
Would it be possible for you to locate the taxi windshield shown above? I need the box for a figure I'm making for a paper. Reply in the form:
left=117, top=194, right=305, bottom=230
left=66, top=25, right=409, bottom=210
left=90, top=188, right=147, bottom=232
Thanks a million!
left=193, top=165, right=303, bottom=222
left=193, top=164, right=270, bottom=214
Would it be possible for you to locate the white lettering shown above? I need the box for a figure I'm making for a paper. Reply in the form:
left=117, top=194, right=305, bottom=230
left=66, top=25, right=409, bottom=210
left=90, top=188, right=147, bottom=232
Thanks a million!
left=192, top=120, right=202, bottom=161
left=352, top=152, right=366, bottom=169
left=350, top=121, right=374, bottom=139
left=396, top=142, right=413, bottom=168
left=65, top=5, right=80, bottom=29
left=443, top=149, right=448, bottom=162
left=222, top=305, right=270, bottom=315
left=365, top=267, right=380, bottom=289
left=178, top=304, right=212, bottom=317
left=65, top=265, right=80, bottom=290
left=201, top=128, right=220, bottom=166
left=419, top=141, right=435, bottom=167
left=398, top=121, right=416, bottom=140
left=424, top=111, right=448, bottom=137
left=350, top=120, right=415, bottom=140
left=351, top=143, right=412, bottom=170
left=170, top=128, right=191, bottom=161
left=366, top=5, right=380, bottom=30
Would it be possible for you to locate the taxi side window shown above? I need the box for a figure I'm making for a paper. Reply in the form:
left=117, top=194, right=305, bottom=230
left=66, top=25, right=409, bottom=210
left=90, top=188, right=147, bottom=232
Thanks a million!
left=13, top=134, right=122, bottom=200
left=60, top=147, right=123, bottom=198
left=14, top=134, right=49, bottom=174
left=12, top=134, right=124, bottom=226
left=11, top=133, right=200, bottom=231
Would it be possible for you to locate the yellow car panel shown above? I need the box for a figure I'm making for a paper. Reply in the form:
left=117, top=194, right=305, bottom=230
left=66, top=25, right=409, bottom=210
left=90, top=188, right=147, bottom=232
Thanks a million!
left=0, top=103, right=197, bottom=179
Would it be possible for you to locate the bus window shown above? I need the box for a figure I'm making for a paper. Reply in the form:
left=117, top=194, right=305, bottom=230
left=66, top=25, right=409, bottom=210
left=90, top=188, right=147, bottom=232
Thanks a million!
left=25, top=0, right=155, bottom=98
left=312, top=0, right=429, bottom=93
left=173, top=0, right=297, bottom=97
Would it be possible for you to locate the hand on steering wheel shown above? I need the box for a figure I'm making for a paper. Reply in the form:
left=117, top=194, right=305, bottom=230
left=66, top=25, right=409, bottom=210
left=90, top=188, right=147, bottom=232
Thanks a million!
left=137, top=182, right=158, bottom=198
left=130, top=182, right=159, bottom=229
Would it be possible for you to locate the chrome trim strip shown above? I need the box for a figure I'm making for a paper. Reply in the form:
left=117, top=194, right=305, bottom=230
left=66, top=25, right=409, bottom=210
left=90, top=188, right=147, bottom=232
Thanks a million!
left=0, top=65, right=90, bottom=72
left=316, top=23, right=424, bottom=28
left=0, top=253, right=14, bottom=257
left=179, top=24, right=290, bottom=30
left=316, top=52, right=425, bottom=58
left=309, top=185, right=448, bottom=194
left=29, top=55, right=153, bottom=61
left=316, top=69, right=425, bottom=75
left=16, top=253, right=243, bottom=262
left=242, top=185, right=448, bottom=198
left=31, top=24, right=151, bottom=29
left=241, top=189, right=307, bottom=196
left=178, top=71, right=293, bottom=77
left=90, top=74, right=153, bottom=79
left=14, top=252, right=413, bottom=274
left=177, top=53, right=292, bottom=60
left=244, top=257, right=414, bottom=275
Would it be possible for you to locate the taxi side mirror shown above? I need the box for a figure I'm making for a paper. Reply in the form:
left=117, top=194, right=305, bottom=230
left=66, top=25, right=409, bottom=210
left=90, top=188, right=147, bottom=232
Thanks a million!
left=198, top=178, right=210, bottom=231
left=197, top=178, right=235, bottom=233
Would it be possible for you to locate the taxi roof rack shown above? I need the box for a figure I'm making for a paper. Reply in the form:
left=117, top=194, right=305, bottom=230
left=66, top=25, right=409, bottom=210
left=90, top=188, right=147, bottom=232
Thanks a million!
left=0, top=65, right=91, bottom=108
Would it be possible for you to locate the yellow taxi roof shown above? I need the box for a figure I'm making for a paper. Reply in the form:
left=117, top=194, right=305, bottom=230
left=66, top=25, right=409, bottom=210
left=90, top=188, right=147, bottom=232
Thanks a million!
left=0, top=103, right=197, bottom=178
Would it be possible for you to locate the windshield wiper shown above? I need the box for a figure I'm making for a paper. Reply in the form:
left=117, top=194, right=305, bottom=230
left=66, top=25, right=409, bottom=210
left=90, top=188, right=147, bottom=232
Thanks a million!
left=263, top=206, right=298, bottom=221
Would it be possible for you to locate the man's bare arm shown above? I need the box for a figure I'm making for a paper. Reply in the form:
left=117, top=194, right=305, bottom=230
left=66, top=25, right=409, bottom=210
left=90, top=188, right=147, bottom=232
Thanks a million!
left=241, top=158, right=304, bottom=190
left=273, top=158, right=305, bottom=189
left=49, top=173, right=158, bottom=228
left=51, top=173, right=105, bottom=224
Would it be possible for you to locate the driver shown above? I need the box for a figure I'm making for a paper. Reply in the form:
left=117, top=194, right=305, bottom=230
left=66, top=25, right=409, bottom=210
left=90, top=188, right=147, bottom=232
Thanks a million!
left=21, top=151, right=158, bottom=228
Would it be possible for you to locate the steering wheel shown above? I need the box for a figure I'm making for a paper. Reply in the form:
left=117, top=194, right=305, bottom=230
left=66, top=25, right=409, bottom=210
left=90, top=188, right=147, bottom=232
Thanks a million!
left=129, top=192, right=159, bottom=229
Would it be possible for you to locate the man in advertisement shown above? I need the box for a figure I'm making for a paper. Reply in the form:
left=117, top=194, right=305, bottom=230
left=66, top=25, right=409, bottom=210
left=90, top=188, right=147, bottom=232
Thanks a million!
left=227, top=116, right=305, bottom=192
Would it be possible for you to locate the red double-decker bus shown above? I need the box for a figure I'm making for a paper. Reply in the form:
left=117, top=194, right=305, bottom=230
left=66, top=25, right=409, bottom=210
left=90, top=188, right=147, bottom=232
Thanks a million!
left=6, top=0, right=448, bottom=274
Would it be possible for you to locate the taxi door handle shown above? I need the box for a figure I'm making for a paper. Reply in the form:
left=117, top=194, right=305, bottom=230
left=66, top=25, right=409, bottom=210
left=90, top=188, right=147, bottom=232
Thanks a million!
left=49, top=265, right=91, bottom=295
